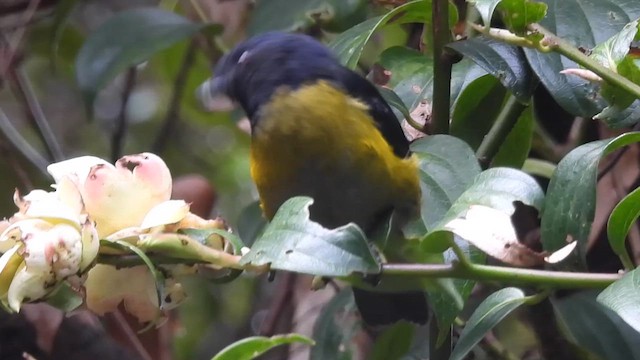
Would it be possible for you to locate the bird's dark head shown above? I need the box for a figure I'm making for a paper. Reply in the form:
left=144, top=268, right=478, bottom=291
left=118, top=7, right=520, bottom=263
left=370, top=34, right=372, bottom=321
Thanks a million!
left=198, top=32, right=342, bottom=119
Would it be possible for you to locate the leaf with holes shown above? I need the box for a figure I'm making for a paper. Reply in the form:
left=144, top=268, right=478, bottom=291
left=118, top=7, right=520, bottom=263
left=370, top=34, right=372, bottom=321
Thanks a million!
left=541, top=132, right=640, bottom=269
left=239, top=197, right=380, bottom=277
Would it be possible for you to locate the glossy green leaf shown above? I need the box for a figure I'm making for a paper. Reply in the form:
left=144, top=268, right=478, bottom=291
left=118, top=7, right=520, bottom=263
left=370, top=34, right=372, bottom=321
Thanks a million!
left=447, top=36, right=534, bottom=102
left=379, top=46, right=487, bottom=113
left=377, top=86, right=412, bottom=122
left=371, top=321, right=415, bottom=360
left=468, top=0, right=502, bottom=26
left=211, top=334, right=314, bottom=360
left=411, top=135, right=482, bottom=230
left=76, top=8, right=221, bottom=105
left=492, top=105, right=534, bottom=168
left=450, top=287, right=527, bottom=360
left=541, top=132, right=640, bottom=268
left=607, top=186, right=640, bottom=268
left=523, top=0, right=640, bottom=124
left=593, top=20, right=640, bottom=119
left=310, top=289, right=361, bottom=360
left=239, top=197, right=380, bottom=277
left=597, top=268, right=640, bottom=333
left=450, top=75, right=506, bottom=149
left=556, top=292, right=640, bottom=360
left=497, top=0, right=547, bottom=34
left=329, top=0, right=457, bottom=69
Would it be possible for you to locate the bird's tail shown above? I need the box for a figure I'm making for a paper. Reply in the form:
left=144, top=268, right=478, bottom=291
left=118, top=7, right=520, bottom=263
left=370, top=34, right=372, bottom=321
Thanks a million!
left=352, top=287, right=429, bottom=326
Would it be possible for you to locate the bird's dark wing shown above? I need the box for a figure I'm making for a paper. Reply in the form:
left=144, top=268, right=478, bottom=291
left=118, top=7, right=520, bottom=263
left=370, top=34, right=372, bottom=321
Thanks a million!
left=336, top=69, right=410, bottom=158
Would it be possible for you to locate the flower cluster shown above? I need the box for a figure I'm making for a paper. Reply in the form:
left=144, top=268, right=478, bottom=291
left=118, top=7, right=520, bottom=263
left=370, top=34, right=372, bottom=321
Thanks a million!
left=0, top=153, right=237, bottom=322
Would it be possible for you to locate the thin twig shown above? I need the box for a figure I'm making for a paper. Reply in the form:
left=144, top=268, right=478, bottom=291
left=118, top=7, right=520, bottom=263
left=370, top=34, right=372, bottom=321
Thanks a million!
left=0, top=106, right=48, bottom=175
left=10, top=67, right=64, bottom=161
left=0, top=141, right=33, bottom=189
left=152, top=41, right=196, bottom=154
left=0, top=0, right=39, bottom=78
left=475, top=94, right=528, bottom=168
left=111, top=68, right=136, bottom=162
left=109, top=311, right=153, bottom=360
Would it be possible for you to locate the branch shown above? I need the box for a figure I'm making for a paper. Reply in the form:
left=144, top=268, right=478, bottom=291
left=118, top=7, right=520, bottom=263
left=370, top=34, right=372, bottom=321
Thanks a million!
left=0, top=106, right=49, bottom=175
left=381, top=263, right=620, bottom=288
left=111, top=68, right=136, bottom=162
left=152, top=41, right=196, bottom=154
left=10, top=66, right=65, bottom=162
left=430, top=0, right=453, bottom=134
left=475, top=94, right=528, bottom=168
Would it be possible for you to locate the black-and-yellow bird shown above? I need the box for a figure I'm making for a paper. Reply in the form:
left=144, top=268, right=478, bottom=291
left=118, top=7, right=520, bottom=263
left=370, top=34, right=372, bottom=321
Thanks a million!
left=199, top=32, right=428, bottom=325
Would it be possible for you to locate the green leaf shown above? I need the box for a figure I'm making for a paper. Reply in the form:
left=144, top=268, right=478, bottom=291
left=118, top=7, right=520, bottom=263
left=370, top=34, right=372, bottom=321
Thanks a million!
left=411, top=135, right=482, bottom=230
left=541, top=132, right=640, bottom=268
left=447, top=36, right=534, bottom=102
left=310, top=289, right=361, bottom=360
left=239, top=197, right=380, bottom=277
left=497, top=0, right=547, bottom=34
left=379, top=46, right=487, bottom=113
left=592, top=20, right=640, bottom=118
left=371, top=321, right=415, bottom=360
left=211, top=334, right=314, bottom=360
left=450, top=287, right=527, bottom=360
left=247, top=0, right=324, bottom=34
left=524, top=0, right=640, bottom=123
left=45, top=283, right=83, bottom=312
left=75, top=8, right=220, bottom=105
left=329, top=0, right=457, bottom=69
left=492, top=105, right=534, bottom=168
left=450, top=75, right=506, bottom=149
left=597, top=268, right=640, bottom=333
left=556, top=292, right=640, bottom=360
left=468, top=0, right=502, bottom=26
left=591, top=19, right=639, bottom=72
left=607, top=186, right=640, bottom=269
left=377, top=86, right=412, bottom=122
left=51, top=0, right=81, bottom=63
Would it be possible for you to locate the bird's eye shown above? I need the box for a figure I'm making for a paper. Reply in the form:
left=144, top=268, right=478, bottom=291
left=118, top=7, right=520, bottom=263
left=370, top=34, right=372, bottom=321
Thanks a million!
left=238, top=51, right=250, bottom=64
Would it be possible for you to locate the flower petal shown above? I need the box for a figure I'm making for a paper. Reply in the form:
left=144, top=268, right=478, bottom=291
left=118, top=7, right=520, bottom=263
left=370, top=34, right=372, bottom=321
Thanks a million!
left=85, top=265, right=160, bottom=322
left=47, top=156, right=112, bottom=185
left=0, top=243, right=24, bottom=297
left=7, top=264, right=53, bottom=311
left=79, top=218, right=99, bottom=271
left=139, top=200, right=189, bottom=230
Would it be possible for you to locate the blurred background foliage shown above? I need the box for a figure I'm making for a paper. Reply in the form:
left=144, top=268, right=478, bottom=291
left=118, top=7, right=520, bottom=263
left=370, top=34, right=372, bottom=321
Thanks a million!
left=0, top=1, right=422, bottom=359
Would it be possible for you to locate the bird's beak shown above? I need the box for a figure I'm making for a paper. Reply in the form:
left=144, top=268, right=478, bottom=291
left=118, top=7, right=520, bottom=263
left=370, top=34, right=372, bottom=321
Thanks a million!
left=197, top=77, right=235, bottom=112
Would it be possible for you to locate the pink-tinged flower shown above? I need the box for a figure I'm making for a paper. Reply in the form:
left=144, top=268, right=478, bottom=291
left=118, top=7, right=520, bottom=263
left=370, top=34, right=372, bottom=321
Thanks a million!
left=0, top=152, right=236, bottom=322
left=0, top=189, right=99, bottom=311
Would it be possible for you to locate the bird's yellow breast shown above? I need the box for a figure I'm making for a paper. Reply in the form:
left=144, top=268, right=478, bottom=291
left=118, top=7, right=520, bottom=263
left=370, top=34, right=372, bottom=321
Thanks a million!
left=250, top=81, right=420, bottom=231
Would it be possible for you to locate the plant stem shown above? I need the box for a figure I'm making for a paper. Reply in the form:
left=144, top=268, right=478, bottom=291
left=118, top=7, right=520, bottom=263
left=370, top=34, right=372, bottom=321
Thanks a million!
left=476, top=94, right=527, bottom=168
left=430, top=0, right=452, bottom=134
left=382, top=263, right=620, bottom=288
left=529, top=24, right=640, bottom=100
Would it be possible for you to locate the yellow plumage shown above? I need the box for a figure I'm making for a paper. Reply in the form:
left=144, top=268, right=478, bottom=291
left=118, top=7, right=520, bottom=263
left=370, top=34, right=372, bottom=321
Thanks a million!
left=250, top=81, right=420, bottom=231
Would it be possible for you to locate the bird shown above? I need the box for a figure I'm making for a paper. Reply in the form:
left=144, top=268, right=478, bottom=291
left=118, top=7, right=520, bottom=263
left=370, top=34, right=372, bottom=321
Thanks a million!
left=198, top=31, right=428, bottom=326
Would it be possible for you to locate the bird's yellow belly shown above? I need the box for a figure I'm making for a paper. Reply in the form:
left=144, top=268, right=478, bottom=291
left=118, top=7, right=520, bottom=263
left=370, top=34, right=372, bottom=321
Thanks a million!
left=249, top=82, right=420, bottom=231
